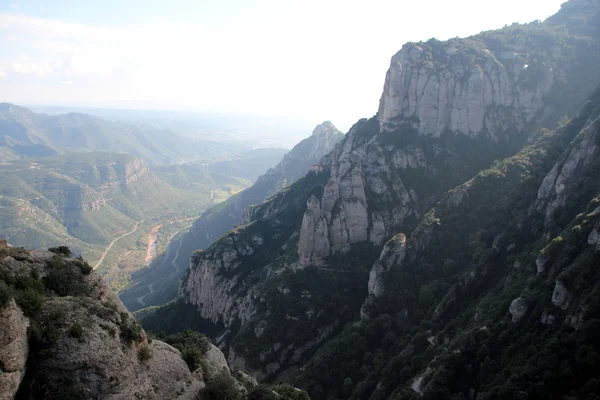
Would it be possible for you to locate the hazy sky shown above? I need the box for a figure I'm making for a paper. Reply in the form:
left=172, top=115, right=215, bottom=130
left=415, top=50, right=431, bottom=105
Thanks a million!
left=0, top=0, right=565, bottom=130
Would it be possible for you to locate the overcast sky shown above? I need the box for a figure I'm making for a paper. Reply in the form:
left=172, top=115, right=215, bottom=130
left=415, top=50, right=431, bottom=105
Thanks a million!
left=0, top=0, right=565, bottom=130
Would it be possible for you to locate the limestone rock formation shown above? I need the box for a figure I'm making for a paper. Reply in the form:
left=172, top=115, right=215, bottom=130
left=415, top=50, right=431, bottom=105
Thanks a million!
left=509, top=297, right=528, bottom=322
left=367, top=233, right=407, bottom=298
left=180, top=235, right=259, bottom=327
left=0, top=300, right=29, bottom=400
left=378, top=40, right=554, bottom=137
left=551, top=280, right=573, bottom=310
left=535, top=117, right=600, bottom=233
left=298, top=195, right=330, bottom=265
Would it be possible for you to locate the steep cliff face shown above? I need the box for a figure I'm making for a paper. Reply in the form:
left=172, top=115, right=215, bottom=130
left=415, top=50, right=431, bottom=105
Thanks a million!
left=535, top=114, right=600, bottom=234
left=378, top=41, right=552, bottom=137
left=379, top=0, right=600, bottom=139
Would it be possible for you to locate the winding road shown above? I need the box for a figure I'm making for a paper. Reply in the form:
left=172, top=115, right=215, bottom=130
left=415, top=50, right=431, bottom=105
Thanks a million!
left=94, top=220, right=143, bottom=270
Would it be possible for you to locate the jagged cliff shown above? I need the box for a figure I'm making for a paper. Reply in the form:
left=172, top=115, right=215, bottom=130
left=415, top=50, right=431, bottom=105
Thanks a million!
left=144, top=1, right=600, bottom=398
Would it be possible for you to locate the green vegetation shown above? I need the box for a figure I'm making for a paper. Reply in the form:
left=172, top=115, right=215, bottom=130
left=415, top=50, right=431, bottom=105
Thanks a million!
left=158, top=329, right=211, bottom=371
left=69, top=323, right=84, bottom=341
left=138, top=345, right=153, bottom=361
left=203, top=372, right=244, bottom=400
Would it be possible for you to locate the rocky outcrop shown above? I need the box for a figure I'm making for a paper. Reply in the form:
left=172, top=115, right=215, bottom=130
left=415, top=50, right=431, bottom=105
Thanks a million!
left=298, top=119, right=420, bottom=264
left=378, top=39, right=554, bottom=137
left=0, top=300, right=29, bottom=400
left=535, top=118, right=600, bottom=233
left=181, top=235, right=260, bottom=327
left=587, top=220, right=600, bottom=249
left=367, top=233, right=407, bottom=297
left=509, top=297, right=528, bottom=322
left=551, top=280, right=573, bottom=310
left=298, top=195, right=330, bottom=265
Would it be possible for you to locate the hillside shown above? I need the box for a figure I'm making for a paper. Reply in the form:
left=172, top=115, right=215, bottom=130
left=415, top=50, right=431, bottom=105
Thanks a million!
left=120, top=121, right=344, bottom=311
left=139, top=1, right=600, bottom=399
left=0, top=153, right=220, bottom=288
left=0, top=103, right=245, bottom=165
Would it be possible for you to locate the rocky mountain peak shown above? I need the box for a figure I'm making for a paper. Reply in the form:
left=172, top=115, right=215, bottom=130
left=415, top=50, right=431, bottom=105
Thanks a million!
left=311, top=121, right=338, bottom=136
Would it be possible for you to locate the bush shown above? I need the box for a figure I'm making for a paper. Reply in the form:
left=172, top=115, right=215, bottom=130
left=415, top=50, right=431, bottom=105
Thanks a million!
left=43, top=256, right=87, bottom=297
left=14, top=288, right=43, bottom=316
left=161, top=329, right=211, bottom=372
left=138, top=346, right=153, bottom=361
left=69, top=323, right=84, bottom=341
left=203, top=372, right=242, bottom=400
left=78, top=261, right=92, bottom=275
left=48, top=246, right=72, bottom=257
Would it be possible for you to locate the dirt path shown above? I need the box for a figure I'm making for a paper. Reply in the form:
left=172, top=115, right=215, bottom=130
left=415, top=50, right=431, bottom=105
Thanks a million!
left=94, top=220, right=143, bottom=270
left=144, top=224, right=163, bottom=266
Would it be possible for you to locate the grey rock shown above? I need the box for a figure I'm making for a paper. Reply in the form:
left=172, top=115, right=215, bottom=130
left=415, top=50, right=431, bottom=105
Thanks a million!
left=0, top=300, right=29, bottom=400
left=367, top=233, right=407, bottom=297
left=378, top=41, right=553, bottom=138
left=298, top=195, right=331, bottom=265
left=509, top=297, right=528, bottom=322
left=551, top=280, right=573, bottom=310
left=535, top=119, right=600, bottom=233
left=536, top=253, right=551, bottom=273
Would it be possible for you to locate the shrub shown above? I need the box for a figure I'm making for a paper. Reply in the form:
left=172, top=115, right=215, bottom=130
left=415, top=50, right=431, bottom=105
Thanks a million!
left=78, top=261, right=92, bottom=275
left=138, top=346, right=153, bottom=362
left=120, top=321, right=142, bottom=343
left=48, top=246, right=72, bottom=257
left=203, top=372, right=242, bottom=400
left=14, top=288, right=43, bottom=316
left=161, top=329, right=211, bottom=371
left=69, top=323, right=84, bottom=341
left=43, top=256, right=87, bottom=297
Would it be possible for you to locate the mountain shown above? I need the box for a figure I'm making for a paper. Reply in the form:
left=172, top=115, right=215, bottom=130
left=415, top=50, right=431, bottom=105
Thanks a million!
left=0, top=103, right=245, bottom=165
left=0, top=247, right=309, bottom=399
left=139, top=1, right=600, bottom=398
left=120, top=122, right=344, bottom=311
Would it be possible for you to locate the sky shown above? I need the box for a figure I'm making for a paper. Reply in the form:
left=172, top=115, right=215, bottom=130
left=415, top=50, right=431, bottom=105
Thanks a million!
left=0, top=0, right=566, bottom=130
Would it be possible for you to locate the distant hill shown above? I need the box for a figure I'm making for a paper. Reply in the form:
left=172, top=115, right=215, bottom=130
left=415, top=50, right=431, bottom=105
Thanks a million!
left=0, top=151, right=255, bottom=292
left=153, top=147, right=288, bottom=199
left=0, top=103, right=246, bottom=165
left=0, top=153, right=199, bottom=255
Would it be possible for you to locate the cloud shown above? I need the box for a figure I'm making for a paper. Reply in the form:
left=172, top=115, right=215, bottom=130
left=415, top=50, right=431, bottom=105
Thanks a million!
left=8, top=4, right=18, bottom=10
left=0, top=70, right=6, bottom=78
left=11, top=61, right=53, bottom=77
